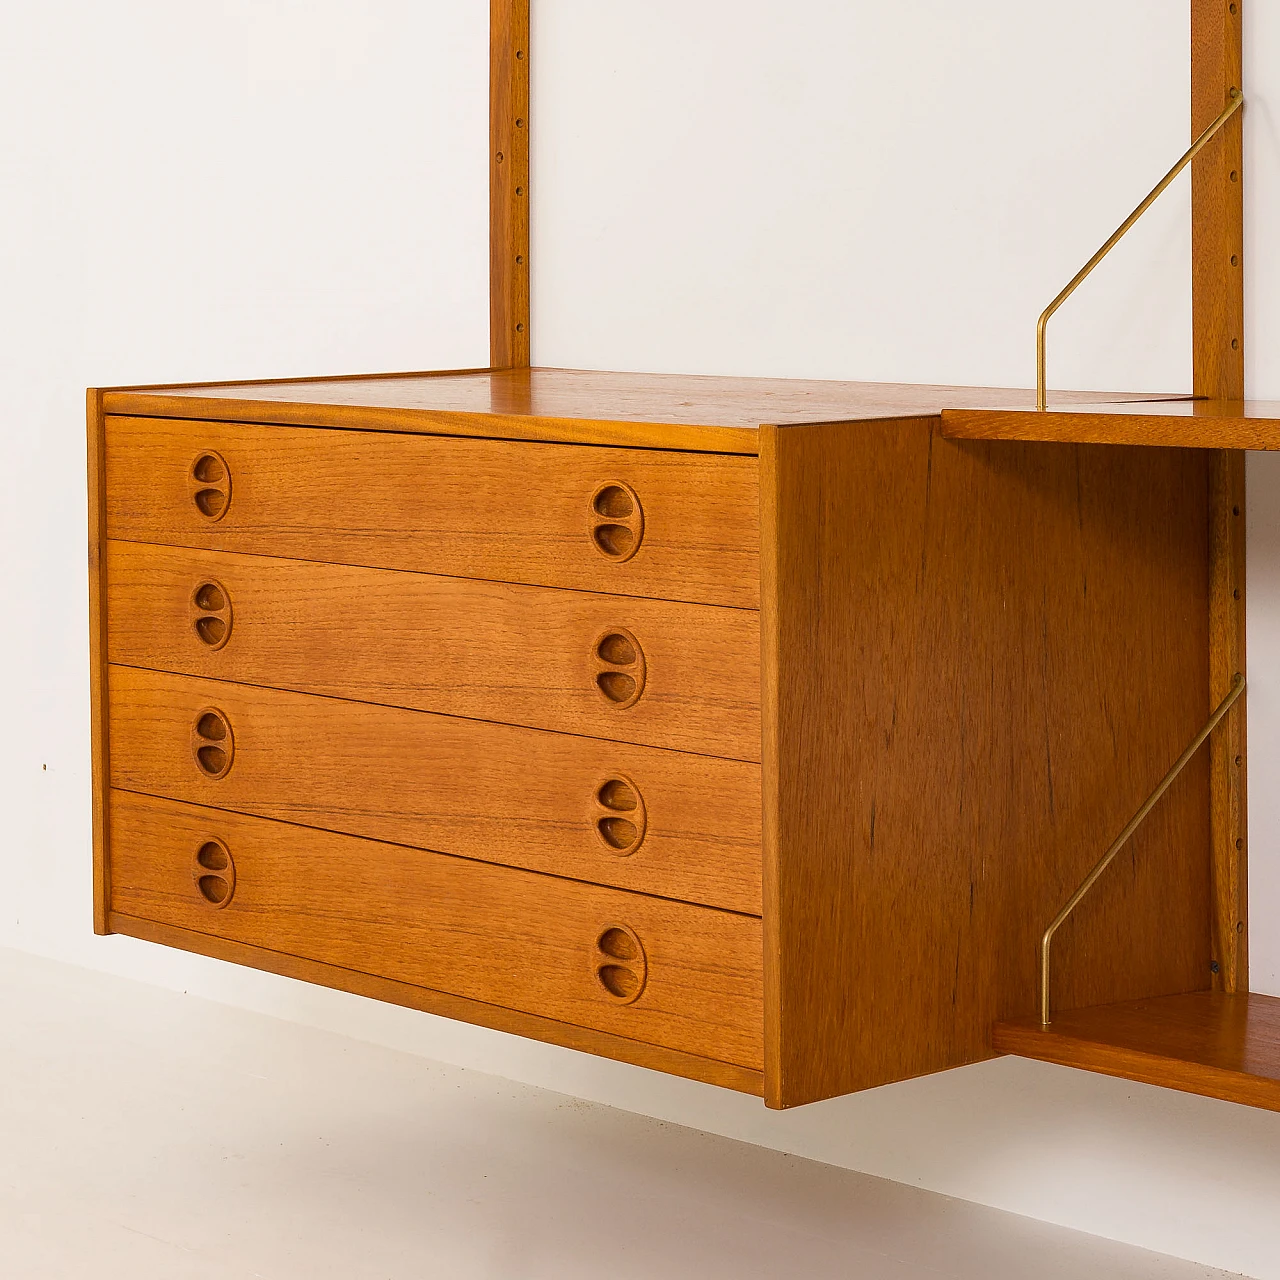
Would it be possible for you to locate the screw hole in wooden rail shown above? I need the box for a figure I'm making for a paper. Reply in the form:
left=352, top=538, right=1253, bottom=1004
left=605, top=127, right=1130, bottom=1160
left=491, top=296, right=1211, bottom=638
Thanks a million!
left=592, top=924, right=647, bottom=1004
left=593, top=628, right=646, bottom=709
left=191, top=708, right=234, bottom=780
left=594, top=775, right=648, bottom=854
left=192, top=837, right=235, bottom=908
left=191, top=579, right=233, bottom=650
left=190, top=450, right=231, bottom=521
left=589, top=482, right=644, bottom=562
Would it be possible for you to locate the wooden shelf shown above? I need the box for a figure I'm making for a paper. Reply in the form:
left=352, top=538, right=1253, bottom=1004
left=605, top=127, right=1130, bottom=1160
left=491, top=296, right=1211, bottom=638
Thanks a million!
left=103, top=367, right=1176, bottom=454
left=105, top=368, right=1280, bottom=453
left=994, top=992, right=1280, bottom=1111
left=942, top=399, right=1280, bottom=451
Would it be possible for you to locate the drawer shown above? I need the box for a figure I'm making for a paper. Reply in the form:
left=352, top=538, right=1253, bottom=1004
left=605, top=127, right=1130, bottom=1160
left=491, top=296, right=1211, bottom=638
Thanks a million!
left=108, top=667, right=762, bottom=914
left=107, top=541, right=760, bottom=761
left=109, top=791, right=763, bottom=1069
left=104, top=416, right=760, bottom=609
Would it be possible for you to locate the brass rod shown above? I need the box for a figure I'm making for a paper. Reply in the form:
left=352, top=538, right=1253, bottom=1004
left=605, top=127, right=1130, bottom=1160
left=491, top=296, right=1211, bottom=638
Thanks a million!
left=1038, top=672, right=1245, bottom=1025
left=1036, top=90, right=1244, bottom=412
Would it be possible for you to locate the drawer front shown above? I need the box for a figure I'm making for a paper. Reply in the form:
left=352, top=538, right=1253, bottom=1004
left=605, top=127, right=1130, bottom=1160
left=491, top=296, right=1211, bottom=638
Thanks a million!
left=108, top=667, right=762, bottom=914
left=107, top=542, right=760, bottom=761
left=109, top=791, right=763, bottom=1069
left=104, top=416, right=760, bottom=609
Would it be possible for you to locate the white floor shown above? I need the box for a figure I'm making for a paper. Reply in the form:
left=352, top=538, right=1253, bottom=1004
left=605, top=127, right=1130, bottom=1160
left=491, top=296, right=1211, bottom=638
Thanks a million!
left=0, top=947, right=1249, bottom=1280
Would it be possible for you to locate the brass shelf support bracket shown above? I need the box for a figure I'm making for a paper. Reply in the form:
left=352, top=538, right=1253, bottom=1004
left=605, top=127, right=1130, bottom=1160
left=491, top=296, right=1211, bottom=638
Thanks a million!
left=1039, top=672, right=1246, bottom=1025
left=1036, top=90, right=1245, bottom=411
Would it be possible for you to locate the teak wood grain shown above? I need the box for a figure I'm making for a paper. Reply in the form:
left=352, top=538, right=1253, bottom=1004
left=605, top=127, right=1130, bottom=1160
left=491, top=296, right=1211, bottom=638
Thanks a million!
left=490, top=0, right=530, bottom=367
left=1192, top=0, right=1244, bottom=405
left=100, top=370, right=1177, bottom=455
left=108, top=667, right=762, bottom=914
left=995, top=991, right=1280, bottom=1112
left=110, top=791, right=763, bottom=1070
left=1194, top=0, right=1248, bottom=996
left=105, top=541, right=761, bottom=761
left=940, top=400, right=1280, bottom=450
left=84, top=0, right=1261, bottom=1112
left=110, top=911, right=763, bottom=1095
left=761, top=418, right=1213, bottom=1107
left=1209, top=449, right=1247, bottom=992
left=104, top=415, right=761, bottom=609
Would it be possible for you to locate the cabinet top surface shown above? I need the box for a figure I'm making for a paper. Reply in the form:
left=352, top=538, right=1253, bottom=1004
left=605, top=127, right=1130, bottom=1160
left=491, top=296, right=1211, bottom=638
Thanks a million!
left=99, top=367, right=1181, bottom=453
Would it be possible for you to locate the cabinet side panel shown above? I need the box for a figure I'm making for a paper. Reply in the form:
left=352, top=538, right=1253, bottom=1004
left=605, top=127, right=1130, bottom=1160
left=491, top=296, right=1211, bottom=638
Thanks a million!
left=765, top=419, right=1212, bottom=1107
left=88, top=388, right=111, bottom=935
left=759, top=426, right=783, bottom=1098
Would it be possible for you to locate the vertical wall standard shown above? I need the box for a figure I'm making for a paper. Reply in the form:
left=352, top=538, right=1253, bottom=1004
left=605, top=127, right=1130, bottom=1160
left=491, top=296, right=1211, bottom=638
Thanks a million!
left=490, top=0, right=531, bottom=368
left=1193, top=0, right=1248, bottom=992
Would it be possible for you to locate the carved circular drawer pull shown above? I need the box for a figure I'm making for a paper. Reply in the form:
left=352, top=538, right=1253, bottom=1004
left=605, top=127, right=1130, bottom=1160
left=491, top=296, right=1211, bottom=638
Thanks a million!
left=191, top=708, right=235, bottom=779
left=593, top=628, right=646, bottom=709
left=589, top=482, right=644, bottom=562
left=190, top=450, right=232, bottom=521
left=593, top=925, right=648, bottom=1004
left=191, top=579, right=233, bottom=650
left=192, top=837, right=236, bottom=908
left=594, top=775, right=647, bottom=855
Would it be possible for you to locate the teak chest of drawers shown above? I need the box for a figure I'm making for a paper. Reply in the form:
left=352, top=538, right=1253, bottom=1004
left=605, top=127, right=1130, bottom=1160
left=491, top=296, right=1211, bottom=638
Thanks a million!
left=89, top=368, right=1216, bottom=1108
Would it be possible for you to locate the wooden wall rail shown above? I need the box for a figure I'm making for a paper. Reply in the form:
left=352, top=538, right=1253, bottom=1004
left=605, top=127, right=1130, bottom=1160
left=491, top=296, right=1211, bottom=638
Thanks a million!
left=491, top=0, right=531, bottom=367
left=1193, top=0, right=1248, bottom=992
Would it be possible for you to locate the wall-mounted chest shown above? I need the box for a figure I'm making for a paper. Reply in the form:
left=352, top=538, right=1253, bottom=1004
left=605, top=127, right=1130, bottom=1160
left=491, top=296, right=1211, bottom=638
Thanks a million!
left=89, top=368, right=1217, bottom=1108
left=87, top=0, right=1280, bottom=1116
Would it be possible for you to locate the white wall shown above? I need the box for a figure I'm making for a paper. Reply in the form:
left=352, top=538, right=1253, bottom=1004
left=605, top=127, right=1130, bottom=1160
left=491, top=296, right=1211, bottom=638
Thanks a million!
left=2, top=3, right=1278, bottom=1276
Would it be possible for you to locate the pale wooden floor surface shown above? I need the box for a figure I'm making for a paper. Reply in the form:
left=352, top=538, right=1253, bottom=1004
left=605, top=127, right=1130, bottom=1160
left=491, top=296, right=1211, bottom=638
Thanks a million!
left=0, top=946, right=1248, bottom=1280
